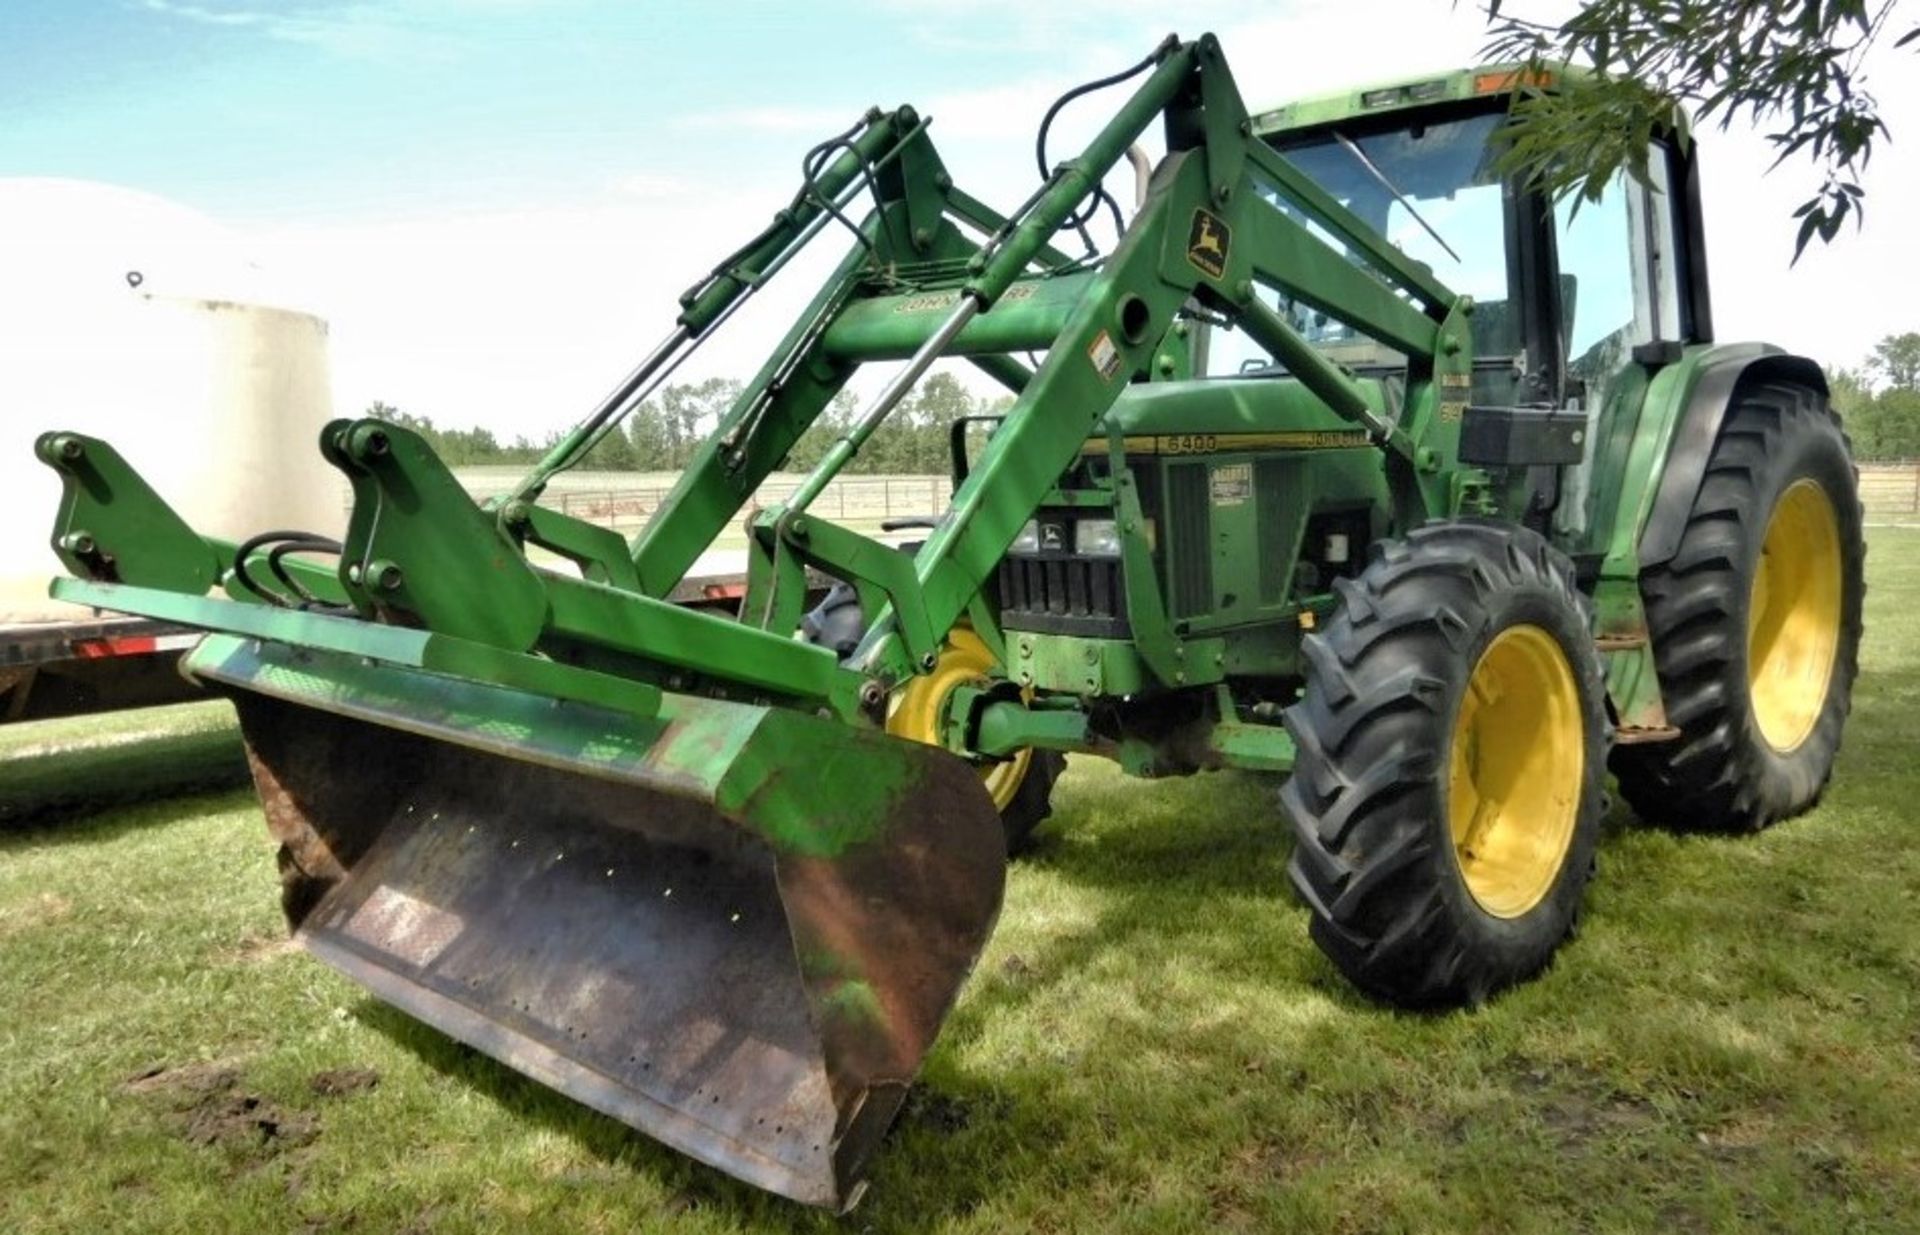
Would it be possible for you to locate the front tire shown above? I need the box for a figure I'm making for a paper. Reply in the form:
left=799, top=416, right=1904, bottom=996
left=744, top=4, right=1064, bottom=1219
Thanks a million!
left=1611, top=381, right=1865, bottom=832
left=996, top=747, right=1064, bottom=853
left=1283, top=521, right=1609, bottom=1008
left=886, top=627, right=1061, bottom=854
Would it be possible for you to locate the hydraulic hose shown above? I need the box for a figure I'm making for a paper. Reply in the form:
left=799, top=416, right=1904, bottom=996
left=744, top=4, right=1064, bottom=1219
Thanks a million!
left=1033, top=39, right=1174, bottom=248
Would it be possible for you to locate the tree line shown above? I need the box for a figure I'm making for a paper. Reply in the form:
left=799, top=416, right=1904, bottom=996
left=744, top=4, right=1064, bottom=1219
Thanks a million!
left=366, top=371, right=1002, bottom=476
left=370, top=330, right=1920, bottom=478
left=1831, top=332, right=1920, bottom=463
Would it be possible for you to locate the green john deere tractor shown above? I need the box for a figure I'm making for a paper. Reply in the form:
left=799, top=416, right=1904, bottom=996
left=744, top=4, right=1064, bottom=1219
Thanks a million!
left=36, top=36, right=1863, bottom=1209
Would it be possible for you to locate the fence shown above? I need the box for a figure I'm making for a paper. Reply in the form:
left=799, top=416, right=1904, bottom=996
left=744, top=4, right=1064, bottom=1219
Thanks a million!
left=539, top=475, right=955, bottom=533
left=1860, top=462, right=1920, bottom=517
left=382, top=465, right=1920, bottom=530
left=524, top=467, right=1920, bottom=523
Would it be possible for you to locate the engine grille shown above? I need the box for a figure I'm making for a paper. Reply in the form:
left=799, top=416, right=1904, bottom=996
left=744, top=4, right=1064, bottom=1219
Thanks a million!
left=996, top=555, right=1129, bottom=637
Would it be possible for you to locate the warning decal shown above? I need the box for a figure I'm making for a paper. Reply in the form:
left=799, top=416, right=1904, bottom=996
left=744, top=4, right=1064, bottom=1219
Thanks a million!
left=1088, top=330, right=1123, bottom=382
left=1210, top=462, right=1252, bottom=506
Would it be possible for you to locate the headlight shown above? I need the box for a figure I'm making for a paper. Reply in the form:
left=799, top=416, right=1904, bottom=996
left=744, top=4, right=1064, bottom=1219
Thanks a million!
left=1009, top=520, right=1041, bottom=554
left=1074, top=518, right=1122, bottom=557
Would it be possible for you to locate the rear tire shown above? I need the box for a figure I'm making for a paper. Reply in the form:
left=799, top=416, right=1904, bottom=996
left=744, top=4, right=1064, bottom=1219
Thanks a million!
left=1611, top=381, right=1865, bottom=832
left=1283, top=521, right=1609, bottom=1008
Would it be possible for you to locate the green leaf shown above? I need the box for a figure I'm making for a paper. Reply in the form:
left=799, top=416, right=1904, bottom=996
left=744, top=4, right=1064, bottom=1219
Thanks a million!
left=1792, top=206, right=1825, bottom=263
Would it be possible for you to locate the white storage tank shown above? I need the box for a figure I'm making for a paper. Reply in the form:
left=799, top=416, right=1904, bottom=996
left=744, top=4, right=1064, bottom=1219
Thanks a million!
left=0, top=178, right=341, bottom=627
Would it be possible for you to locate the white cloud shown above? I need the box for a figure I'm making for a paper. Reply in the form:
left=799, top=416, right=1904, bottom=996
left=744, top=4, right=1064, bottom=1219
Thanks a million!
left=674, top=105, right=866, bottom=136
left=135, top=0, right=464, bottom=61
left=608, top=172, right=699, bottom=201
left=138, top=0, right=263, bottom=28
left=919, top=79, right=1064, bottom=144
left=868, top=0, right=1244, bottom=56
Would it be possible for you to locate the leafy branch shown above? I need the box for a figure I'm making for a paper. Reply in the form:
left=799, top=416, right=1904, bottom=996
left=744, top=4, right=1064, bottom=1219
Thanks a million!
left=1480, top=0, right=1916, bottom=260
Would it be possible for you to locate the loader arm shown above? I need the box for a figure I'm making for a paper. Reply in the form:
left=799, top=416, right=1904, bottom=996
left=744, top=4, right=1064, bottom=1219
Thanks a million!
left=615, top=33, right=1473, bottom=692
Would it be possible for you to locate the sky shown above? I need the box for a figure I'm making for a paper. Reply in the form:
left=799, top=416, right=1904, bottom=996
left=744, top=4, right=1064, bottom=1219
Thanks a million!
left=2, top=0, right=1916, bottom=438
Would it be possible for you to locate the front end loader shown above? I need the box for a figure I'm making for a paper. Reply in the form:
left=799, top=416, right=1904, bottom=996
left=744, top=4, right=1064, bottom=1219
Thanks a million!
left=37, top=36, right=1864, bottom=1208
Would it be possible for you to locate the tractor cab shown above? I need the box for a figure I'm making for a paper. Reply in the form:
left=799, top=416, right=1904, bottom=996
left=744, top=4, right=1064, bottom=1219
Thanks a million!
left=1204, top=67, right=1715, bottom=534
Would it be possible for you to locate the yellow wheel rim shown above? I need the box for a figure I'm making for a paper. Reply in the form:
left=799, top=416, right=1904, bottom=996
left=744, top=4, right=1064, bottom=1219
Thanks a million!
left=1447, top=625, right=1585, bottom=919
left=887, top=628, right=1032, bottom=812
left=1747, top=478, right=1843, bottom=753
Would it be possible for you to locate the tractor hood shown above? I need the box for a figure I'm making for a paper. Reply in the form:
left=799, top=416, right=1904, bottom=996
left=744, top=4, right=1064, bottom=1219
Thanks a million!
left=1094, top=374, right=1393, bottom=444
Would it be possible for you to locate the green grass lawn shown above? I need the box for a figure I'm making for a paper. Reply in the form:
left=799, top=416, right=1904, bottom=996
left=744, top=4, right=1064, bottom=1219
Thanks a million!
left=3, top=529, right=1918, bottom=1234
left=0, top=701, right=247, bottom=825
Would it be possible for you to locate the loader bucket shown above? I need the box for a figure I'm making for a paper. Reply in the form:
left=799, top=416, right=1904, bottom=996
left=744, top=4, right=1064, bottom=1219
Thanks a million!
left=189, top=636, right=1004, bottom=1211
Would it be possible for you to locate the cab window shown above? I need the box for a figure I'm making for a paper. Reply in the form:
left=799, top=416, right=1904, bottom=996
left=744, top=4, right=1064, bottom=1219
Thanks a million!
left=1205, top=109, right=1519, bottom=377
left=1554, top=145, right=1685, bottom=383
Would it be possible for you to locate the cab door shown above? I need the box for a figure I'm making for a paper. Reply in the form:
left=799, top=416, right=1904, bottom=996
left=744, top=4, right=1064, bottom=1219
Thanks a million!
left=1541, top=137, right=1708, bottom=541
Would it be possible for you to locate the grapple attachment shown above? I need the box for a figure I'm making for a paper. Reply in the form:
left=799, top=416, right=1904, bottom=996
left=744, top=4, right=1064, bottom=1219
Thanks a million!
left=193, top=637, right=1004, bottom=1210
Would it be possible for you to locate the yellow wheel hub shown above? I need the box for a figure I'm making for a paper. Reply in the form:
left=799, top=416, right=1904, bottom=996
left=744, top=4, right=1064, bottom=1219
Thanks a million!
left=887, top=628, right=1032, bottom=812
left=1447, top=625, right=1585, bottom=919
left=1747, top=478, right=1843, bottom=753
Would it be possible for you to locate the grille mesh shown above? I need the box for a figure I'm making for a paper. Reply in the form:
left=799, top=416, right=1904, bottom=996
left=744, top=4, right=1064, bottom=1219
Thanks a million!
left=1167, top=463, right=1212, bottom=618
left=1256, top=457, right=1291, bottom=604
left=997, top=557, right=1127, bottom=635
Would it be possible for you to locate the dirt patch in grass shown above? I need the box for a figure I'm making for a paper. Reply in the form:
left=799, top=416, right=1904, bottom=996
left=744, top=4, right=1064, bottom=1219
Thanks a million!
left=125, top=1059, right=244, bottom=1097
left=182, top=1092, right=319, bottom=1151
left=1508, top=1061, right=1662, bottom=1145
left=1226, top=1136, right=1329, bottom=1186
left=218, top=933, right=303, bottom=965
left=310, top=1067, right=379, bottom=1098
left=1695, top=1109, right=1779, bottom=1160
left=898, top=1086, right=1012, bottom=1136
left=124, top=1059, right=319, bottom=1154
left=900, top=1088, right=977, bottom=1134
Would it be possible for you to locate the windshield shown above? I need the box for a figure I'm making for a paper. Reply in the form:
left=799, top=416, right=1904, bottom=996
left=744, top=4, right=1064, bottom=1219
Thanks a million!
left=1206, top=110, right=1516, bottom=377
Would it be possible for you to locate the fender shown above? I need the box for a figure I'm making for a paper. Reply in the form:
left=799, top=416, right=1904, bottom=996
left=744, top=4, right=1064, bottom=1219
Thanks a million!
left=1635, top=345, right=1827, bottom=572
left=1588, top=343, right=1823, bottom=740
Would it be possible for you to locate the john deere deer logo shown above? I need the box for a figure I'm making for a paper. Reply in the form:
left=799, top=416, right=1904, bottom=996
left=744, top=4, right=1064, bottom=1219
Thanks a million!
left=1187, top=208, right=1231, bottom=279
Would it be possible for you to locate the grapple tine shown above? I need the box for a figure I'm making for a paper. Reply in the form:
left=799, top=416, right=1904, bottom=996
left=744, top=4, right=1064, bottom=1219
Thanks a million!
left=208, top=641, right=1003, bottom=1210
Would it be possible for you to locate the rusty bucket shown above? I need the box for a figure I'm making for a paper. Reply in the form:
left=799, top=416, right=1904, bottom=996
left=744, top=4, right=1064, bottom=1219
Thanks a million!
left=194, top=635, right=1004, bottom=1210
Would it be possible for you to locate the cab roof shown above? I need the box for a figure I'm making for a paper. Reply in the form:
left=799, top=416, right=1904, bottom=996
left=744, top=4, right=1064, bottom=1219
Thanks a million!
left=1250, top=62, right=1588, bottom=138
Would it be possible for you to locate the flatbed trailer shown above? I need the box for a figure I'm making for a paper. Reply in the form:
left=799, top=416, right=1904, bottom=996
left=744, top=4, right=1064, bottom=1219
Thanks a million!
left=1, top=615, right=205, bottom=724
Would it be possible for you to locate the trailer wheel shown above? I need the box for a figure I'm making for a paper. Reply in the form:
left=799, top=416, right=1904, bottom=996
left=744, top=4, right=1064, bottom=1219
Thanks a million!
left=1612, top=381, right=1864, bottom=832
left=887, top=627, right=1062, bottom=853
left=1282, top=521, right=1609, bottom=1007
